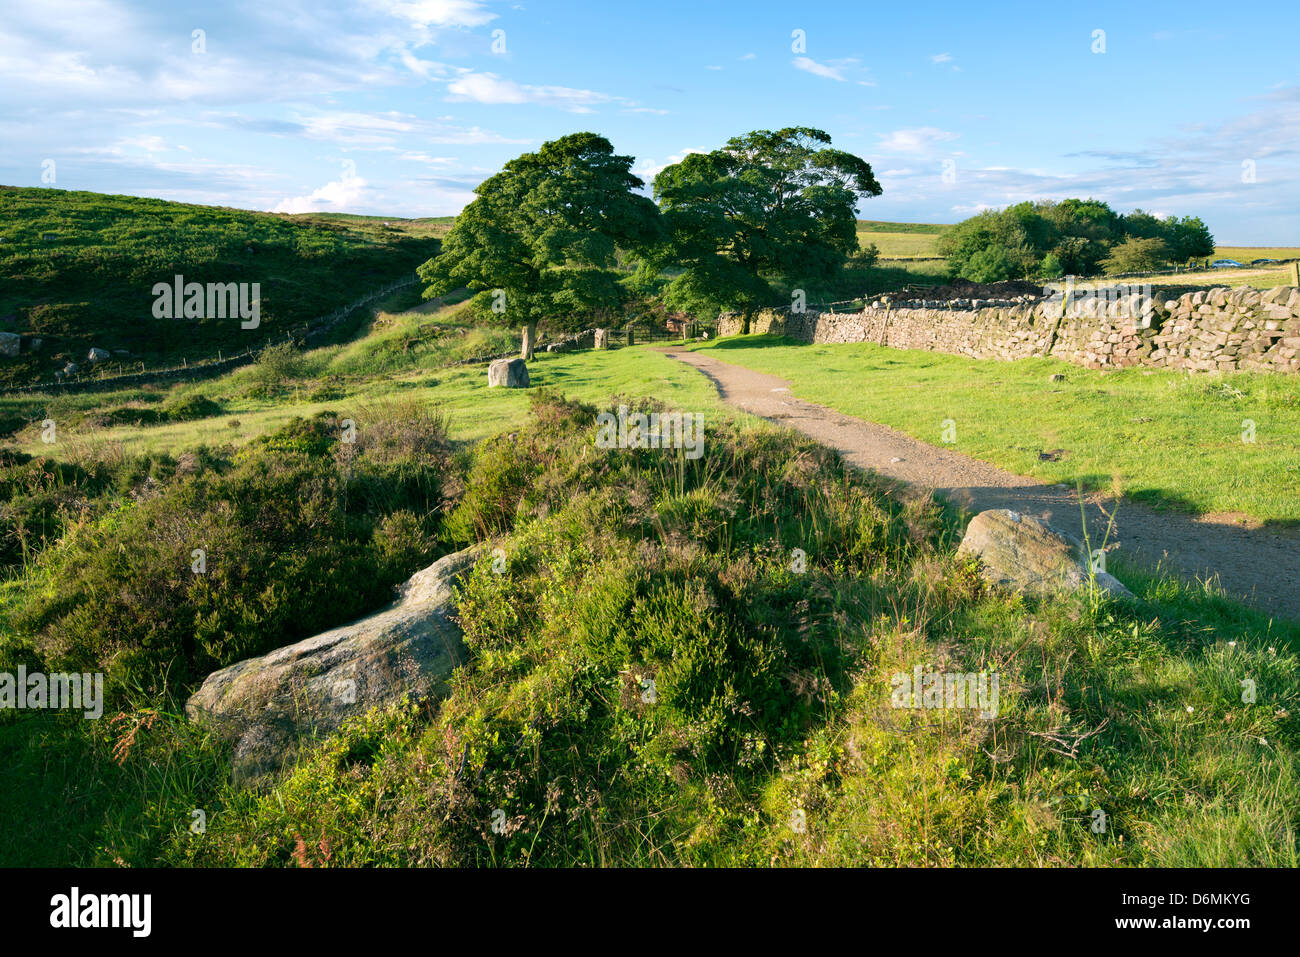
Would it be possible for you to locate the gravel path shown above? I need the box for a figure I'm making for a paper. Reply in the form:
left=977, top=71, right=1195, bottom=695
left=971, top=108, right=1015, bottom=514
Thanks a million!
left=660, top=346, right=1300, bottom=623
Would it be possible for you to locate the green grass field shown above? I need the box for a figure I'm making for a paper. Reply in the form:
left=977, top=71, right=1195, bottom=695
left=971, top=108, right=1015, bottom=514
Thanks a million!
left=856, top=220, right=947, bottom=259
left=1, top=295, right=725, bottom=459
left=688, top=336, right=1300, bottom=526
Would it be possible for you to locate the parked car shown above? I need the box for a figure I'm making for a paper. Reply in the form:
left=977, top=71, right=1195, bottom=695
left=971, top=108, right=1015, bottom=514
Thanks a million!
left=1211, top=259, right=1244, bottom=268
left=1250, top=258, right=1279, bottom=266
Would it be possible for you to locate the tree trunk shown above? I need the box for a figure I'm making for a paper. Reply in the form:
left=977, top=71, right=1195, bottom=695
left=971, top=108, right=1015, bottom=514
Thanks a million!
left=521, top=323, right=536, bottom=361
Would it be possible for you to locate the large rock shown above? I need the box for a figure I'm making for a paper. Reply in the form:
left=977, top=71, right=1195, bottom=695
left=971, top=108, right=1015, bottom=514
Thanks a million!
left=957, top=508, right=1132, bottom=598
left=0, top=332, right=19, bottom=358
left=87, top=347, right=110, bottom=363
left=488, top=357, right=529, bottom=388
left=594, top=328, right=610, bottom=350
left=186, top=546, right=482, bottom=784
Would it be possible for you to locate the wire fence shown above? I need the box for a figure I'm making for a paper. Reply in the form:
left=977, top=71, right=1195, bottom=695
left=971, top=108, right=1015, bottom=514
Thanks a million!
left=3, top=275, right=419, bottom=395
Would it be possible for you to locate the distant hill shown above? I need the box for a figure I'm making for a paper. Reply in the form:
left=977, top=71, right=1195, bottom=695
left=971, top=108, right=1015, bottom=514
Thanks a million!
left=855, top=220, right=950, bottom=259
left=0, top=187, right=443, bottom=388
left=856, top=220, right=950, bottom=234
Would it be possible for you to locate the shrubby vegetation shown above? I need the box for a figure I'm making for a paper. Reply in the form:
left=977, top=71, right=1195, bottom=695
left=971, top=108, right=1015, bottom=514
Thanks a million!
left=3, top=402, right=452, bottom=698
left=0, top=188, right=442, bottom=387
left=145, top=395, right=1293, bottom=867
left=938, top=199, right=1215, bottom=281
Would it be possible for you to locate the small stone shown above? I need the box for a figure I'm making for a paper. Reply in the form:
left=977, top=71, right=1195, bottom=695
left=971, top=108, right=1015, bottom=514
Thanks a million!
left=488, top=357, right=529, bottom=388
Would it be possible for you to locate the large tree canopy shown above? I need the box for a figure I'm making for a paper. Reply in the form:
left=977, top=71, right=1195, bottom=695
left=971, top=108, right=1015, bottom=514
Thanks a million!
left=648, top=127, right=882, bottom=319
left=417, top=132, right=661, bottom=351
left=939, top=199, right=1215, bottom=281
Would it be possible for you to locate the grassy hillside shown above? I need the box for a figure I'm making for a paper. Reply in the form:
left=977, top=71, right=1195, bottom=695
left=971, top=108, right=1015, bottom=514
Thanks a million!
left=856, top=220, right=949, bottom=260
left=0, top=187, right=444, bottom=389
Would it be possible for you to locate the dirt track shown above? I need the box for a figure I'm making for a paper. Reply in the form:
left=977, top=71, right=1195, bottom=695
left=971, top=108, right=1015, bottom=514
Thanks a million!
left=660, top=347, right=1300, bottom=623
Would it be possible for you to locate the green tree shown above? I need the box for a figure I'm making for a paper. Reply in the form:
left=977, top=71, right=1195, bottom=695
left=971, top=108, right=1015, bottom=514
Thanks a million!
left=417, top=133, right=661, bottom=360
left=1100, top=236, right=1169, bottom=275
left=649, top=128, right=881, bottom=331
left=1162, top=215, right=1215, bottom=263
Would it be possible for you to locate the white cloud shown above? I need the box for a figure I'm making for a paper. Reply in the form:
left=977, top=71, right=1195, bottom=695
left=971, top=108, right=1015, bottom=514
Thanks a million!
left=792, top=56, right=845, bottom=81
left=930, top=53, right=952, bottom=63
left=633, top=148, right=707, bottom=182
left=399, top=151, right=456, bottom=164
left=300, top=111, right=415, bottom=145
left=875, top=127, right=961, bottom=154
left=274, top=172, right=369, bottom=213
left=445, top=71, right=617, bottom=111
left=368, top=0, right=497, bottom=28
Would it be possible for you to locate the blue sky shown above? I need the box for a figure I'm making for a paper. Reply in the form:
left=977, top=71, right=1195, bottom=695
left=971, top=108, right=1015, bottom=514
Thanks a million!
left=3, top=0, right=1298, bottom=242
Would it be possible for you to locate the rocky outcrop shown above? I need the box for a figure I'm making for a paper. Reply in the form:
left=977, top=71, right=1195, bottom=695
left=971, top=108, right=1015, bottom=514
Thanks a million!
left=0, top=333, right=19, bottom=358
left=87, top=347, right=110, bottom=363
left=186, top=546, right=482, bottom=784
left=488, top=357, right=529, bottom=388
left=957, top=509, right=1132, bottom=599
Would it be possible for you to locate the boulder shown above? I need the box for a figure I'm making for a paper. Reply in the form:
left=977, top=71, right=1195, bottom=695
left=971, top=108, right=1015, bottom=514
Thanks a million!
left=87, top=347, right=110, bottom=363
left=0, top=332, right=19, bottom=358
left=488, top=357, right=529, bottom=388
left=957, top=509, right=1132, bottom=599
left=63, top=362, right=79, bottom=375
left=546, top=341, right=574, bottom=353
left=186, top=546, right=482, bottom=784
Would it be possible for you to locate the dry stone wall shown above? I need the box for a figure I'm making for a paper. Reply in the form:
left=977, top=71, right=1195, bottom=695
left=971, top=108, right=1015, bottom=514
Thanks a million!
left=719, top=285, right=1300, bottom=373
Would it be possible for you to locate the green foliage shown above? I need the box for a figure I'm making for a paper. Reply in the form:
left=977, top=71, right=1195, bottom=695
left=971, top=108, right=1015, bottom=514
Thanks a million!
left=250, top=341, right=307, bottom=396
left=158, top=395, right=1298, bottom=869
left=6, top=409, right=451, bottom=697
left=161, top=394, right=224, bottom=421
left=417, top=133, right=661, bottom=334
left=650, top=128, right=882, bottom=319
left=938, top=199, right=1216, bottom=280
left=0, top=187, right=441, bottom=388
left=1101, top=236, right=1171, bottom=275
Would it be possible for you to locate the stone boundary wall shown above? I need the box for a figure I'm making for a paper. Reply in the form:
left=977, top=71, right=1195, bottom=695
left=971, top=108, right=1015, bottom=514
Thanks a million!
left=718, top=285, right=1300, bottom=373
